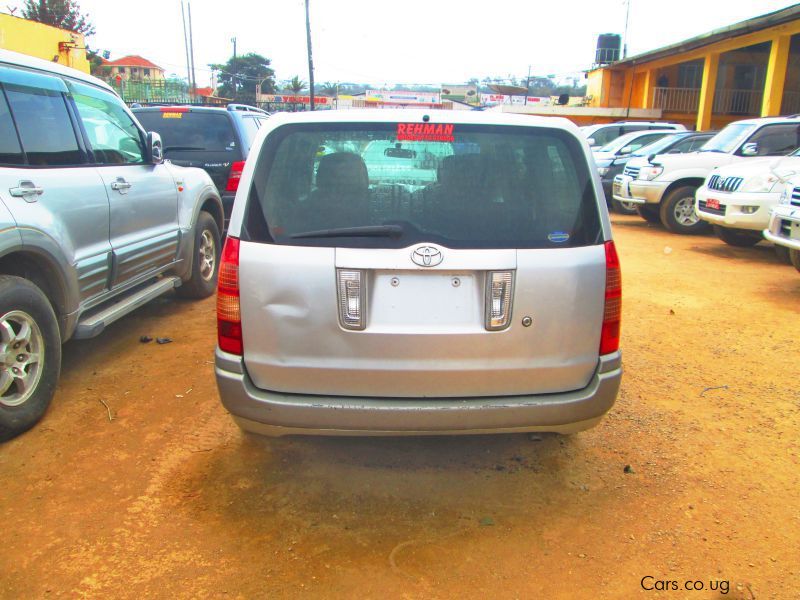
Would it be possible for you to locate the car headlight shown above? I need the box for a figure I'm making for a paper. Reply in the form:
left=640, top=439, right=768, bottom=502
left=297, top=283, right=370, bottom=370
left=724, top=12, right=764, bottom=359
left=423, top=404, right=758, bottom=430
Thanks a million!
left=638, top=165, right=663, bottom=181
left=739, top=173, right=780, bottom=193
left=597, top=167, right=610, bottom=176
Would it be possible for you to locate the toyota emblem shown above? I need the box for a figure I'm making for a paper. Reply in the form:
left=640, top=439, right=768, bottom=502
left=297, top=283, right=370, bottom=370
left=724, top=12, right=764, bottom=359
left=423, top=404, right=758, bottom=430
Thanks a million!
left=411, top=245, right=443, bottom=267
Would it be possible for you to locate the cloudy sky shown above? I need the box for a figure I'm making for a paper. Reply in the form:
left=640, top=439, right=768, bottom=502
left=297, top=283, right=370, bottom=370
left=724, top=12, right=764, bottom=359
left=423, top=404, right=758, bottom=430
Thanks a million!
left=62, top=0, right=799, bottom=87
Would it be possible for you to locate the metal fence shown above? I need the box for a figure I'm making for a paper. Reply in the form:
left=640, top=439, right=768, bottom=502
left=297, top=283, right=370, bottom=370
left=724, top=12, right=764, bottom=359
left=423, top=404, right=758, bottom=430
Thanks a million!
left=107, top=79, right=192, bottom=103
left=653, top=87, right=700, bottom=113
left=782, top=90, right=800, bottom=115
left=712, top=88, right=763, bottom=115
left=653, top=86, right=765, bottom=116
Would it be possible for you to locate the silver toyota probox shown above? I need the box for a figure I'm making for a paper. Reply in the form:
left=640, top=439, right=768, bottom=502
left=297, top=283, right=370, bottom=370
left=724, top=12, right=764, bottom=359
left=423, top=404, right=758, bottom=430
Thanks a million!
left=214, top=110, right=622, bottom=436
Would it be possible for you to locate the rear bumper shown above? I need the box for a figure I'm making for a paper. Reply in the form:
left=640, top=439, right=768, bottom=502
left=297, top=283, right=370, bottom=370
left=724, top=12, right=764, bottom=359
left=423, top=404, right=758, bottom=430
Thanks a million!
left=214, top=349, right=622, bottom=436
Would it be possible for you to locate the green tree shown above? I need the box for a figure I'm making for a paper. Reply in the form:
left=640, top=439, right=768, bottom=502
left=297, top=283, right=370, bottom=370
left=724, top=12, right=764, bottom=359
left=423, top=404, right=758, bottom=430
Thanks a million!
left=210, top=53, right=276, bottom=103
left=22, top=0, right=95, bottom=36
left=284, top=76, right=306, bottom=94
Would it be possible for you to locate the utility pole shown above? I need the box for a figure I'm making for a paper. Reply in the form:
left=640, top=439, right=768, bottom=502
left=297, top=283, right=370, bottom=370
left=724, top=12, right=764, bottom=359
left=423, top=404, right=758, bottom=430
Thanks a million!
left=623, top=0, right=631, bottom=59
left=231, top=37, right=237, bottom=100
left=305, top=0, right=315, bottom=111
left=180, top=1, right=192, bottom=90
left=187, top=1, right=197, bottom=93
left=524, top=65, right=531, bottom=106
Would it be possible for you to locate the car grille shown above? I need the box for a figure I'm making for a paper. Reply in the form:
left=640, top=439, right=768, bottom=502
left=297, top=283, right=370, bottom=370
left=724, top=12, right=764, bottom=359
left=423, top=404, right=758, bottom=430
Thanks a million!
left=623, top=165, right=640, bottom=178
left=698, top=200, right=726, bottom=216
left=707, top=174, right=743, bottom=192
left=791, top=186, right=800, bottom=208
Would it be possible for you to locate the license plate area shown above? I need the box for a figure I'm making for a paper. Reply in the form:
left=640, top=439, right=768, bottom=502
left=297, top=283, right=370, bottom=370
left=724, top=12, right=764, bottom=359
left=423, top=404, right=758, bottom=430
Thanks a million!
left=705, top=198, right=721, bottom=210
left=368, top=270, right=483, bottom=332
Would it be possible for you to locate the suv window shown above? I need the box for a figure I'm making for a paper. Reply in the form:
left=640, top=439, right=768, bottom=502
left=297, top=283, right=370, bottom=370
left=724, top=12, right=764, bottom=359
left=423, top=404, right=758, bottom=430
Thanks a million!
left=0, top=89, right=24, bottom=165
left=70, top=81, right=145, bottom=164
left=245, top=123, right=601, bottom=249
left=743, top=123, right=800, bottom=156
left=621, top=125, right=648, bottom=134
left=4, top=83, right=82, bottom=166
left=240, top=115, right=262, bottom=150
left=590, top=126, right=621, bottom=147
left=135, top=111, right=238, bottom=155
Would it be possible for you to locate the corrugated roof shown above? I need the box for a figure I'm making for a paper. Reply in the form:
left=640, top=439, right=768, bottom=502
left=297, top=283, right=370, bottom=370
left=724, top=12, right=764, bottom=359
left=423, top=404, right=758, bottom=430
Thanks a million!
left=104, top=55, right=163, bottom=70
left=609, top=3, right=800, bottom=68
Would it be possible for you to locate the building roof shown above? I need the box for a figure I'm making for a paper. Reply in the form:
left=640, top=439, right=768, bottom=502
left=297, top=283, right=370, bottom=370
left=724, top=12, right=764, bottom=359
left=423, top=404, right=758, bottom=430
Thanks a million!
left=192, top=87, right=214, bottom=97
left=104, top=55, right=163, bottom=70
left=609, top=3, right=800, bottom=68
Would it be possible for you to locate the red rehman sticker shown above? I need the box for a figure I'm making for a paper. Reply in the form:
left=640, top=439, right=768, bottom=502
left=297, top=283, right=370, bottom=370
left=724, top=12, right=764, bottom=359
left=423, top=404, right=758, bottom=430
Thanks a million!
left=397, top=123, right=455, bottom=142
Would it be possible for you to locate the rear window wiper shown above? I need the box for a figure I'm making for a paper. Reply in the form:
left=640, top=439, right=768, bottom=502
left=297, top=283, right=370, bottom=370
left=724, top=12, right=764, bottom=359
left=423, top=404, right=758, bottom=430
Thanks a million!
left=164, top=145, right=206, bottom=152
left=289, top=224, right=404, bottom=239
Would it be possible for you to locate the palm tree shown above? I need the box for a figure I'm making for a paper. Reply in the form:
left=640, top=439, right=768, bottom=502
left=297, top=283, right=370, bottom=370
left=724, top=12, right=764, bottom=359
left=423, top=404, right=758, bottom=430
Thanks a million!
left=285, top=76, right=307, bottom=94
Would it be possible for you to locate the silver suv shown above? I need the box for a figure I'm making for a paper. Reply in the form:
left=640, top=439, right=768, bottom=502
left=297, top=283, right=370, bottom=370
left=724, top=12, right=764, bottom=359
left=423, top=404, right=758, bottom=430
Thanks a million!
left=215, top=110, right=622, bottom=436
left=0, top=50, right=223, bottom=439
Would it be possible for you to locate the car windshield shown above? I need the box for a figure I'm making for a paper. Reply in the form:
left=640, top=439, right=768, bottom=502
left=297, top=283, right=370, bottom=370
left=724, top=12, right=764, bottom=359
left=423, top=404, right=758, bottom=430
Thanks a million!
left=700, top=123, right=756, bottom=153
left=245, top=122, right=602, bottom=249
left=598, top=132, right=646, bottom=154
left=632, top=133, right=684, bottom=156
left=135, top=111, right=236, bottom=152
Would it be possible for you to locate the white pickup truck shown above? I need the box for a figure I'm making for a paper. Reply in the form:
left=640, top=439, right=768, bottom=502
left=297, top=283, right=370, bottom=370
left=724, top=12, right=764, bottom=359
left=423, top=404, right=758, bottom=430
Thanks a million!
left=612, top=116, right=800, bottom=234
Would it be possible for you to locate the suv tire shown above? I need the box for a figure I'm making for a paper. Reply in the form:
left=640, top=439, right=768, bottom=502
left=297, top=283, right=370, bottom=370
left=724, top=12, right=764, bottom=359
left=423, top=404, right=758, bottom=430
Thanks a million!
left=636, top=204, right=661, bottom=224
left=0, top=276, right=61, bottom=441
left=176, top=211, right=221, bottom=299
left=659, top=185, right=709, bottom=235
left=790, top=249, right=800, bottom=273
left=774, top=246, right=791, bottom=264
left=713, top=226, right=761, bottom=247
left=611, top=198, right=638, bottom=215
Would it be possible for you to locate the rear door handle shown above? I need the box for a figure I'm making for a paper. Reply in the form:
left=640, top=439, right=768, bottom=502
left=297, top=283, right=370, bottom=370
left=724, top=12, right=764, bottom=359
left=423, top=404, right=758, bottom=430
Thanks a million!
left=9, top=180, right=44, bottom=202
left=110, top=178, right=132, bottom=194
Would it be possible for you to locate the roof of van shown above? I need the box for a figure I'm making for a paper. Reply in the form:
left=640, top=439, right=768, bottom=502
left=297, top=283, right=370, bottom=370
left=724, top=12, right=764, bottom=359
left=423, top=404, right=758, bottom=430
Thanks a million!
left=261, top=108, right=580, bottom=131
left=0, top=48, right=115, bottom=94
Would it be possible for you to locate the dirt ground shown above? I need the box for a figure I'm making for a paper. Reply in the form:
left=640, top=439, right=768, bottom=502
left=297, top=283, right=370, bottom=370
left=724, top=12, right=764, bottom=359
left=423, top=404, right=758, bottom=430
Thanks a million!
left=1, top=215, right=798, bottom=599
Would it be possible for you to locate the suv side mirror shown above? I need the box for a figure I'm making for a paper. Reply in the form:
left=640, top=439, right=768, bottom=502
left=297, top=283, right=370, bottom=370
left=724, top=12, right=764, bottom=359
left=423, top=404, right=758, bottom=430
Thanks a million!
left=586, top=137, right=596, bottom=146
left=740, top=142, right=759, bottom=156
left=147, top=131, right=163, bottom=164
left=619, top=145, right=634, bottom=155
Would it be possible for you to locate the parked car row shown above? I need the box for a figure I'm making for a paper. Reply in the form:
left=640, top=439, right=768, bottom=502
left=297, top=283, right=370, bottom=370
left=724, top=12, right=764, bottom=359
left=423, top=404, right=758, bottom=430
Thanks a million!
left=583, top=115, right=800, bottom=275
left=0, top=49, right=227, bottom=439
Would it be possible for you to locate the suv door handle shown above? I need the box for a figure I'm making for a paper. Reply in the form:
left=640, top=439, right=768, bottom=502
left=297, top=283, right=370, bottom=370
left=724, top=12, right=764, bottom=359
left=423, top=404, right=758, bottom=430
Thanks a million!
left=9, top=180, right=44, bottom=202
left=110, top=178, right=132, bottom=193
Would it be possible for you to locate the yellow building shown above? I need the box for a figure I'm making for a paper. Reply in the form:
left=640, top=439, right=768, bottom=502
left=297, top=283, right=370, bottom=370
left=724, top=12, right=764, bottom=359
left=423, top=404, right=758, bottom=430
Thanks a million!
left=586, top=4, right=800, bottom=130
left=0, top=12, right=89, bottom=73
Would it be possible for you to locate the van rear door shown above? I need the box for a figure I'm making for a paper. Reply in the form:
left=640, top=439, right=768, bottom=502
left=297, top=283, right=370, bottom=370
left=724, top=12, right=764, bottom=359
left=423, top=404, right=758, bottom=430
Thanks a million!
left=236, top=119, right=607, bottom=398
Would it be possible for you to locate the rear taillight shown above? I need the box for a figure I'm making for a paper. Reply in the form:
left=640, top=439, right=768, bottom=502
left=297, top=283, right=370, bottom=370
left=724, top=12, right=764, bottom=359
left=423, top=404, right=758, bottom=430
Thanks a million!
left=217, top=236, right=242, bottom=354
left=600, top=240, right=621, bottom=355
left=485, top=271, right=514, bottom=331
left=336, top=269, right=366, bottom=330
left=225, top=160, right=246, bottom=192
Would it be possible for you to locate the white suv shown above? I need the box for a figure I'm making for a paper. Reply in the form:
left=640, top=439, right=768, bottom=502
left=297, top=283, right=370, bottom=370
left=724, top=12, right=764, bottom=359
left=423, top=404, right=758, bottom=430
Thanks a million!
left=764, top=182, right=800, bottom=272
left=695, top=151, right=800, bottom=254
left=613, top=116, right=800, bottom=234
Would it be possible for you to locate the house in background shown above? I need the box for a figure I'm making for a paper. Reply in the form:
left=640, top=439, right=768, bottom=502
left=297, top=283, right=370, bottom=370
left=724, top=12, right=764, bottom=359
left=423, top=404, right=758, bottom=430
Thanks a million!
left=0, top=12, right=89, bottom=72
left=585, top=4, right=800, bottom=130
left=103, top=55, right=165, bottom=81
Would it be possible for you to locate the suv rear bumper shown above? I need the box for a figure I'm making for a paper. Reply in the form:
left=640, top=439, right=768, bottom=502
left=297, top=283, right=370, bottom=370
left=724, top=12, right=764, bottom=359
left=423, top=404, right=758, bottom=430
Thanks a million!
left=214, top=349, right=622, bottom=436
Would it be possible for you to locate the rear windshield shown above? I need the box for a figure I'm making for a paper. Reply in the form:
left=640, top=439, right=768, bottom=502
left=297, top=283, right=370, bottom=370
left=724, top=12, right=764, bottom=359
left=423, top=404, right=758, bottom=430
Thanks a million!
left=243, top=122, right=602, bottom=249
left=135, top=111, right=236, bottom=153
